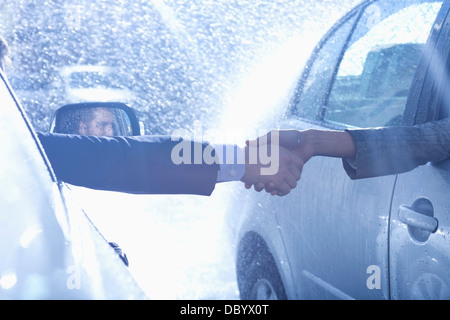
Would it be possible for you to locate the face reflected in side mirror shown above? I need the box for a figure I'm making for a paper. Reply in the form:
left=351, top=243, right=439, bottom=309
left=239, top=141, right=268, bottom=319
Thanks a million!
left=78, top=106, right=116, bottom=136
left=50, top=102, right=141, bottom=136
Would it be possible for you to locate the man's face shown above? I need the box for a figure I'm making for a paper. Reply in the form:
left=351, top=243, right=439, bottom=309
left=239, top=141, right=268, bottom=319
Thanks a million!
left=79, top=107, right=115, bottom=136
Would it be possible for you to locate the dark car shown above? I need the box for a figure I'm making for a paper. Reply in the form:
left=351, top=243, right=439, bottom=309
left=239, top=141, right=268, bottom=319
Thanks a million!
left=229, top=0, right=450, bottom=299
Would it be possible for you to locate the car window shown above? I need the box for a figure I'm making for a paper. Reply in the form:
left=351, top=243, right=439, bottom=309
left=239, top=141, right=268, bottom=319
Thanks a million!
left=404, top=1, right=450, bottom=124
left=325, top=0, right=443, bottom=128
left=432, top=35, right=450, bottom=122
left=290, top=11, right=359, bottom=121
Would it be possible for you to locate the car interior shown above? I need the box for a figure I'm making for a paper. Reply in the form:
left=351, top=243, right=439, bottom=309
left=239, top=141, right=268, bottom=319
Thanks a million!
left=327, top=42, right=424, bottom=127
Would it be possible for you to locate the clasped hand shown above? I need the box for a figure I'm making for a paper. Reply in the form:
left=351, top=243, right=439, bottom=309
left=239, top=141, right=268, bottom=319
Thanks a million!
left=240, top=130, right=308, bottom=196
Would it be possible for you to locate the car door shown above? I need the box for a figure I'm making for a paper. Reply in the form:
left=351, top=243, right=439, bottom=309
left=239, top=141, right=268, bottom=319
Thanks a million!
left=389, top=1, right=450, bottom=299
left=276, top=0, right=444, bottom=299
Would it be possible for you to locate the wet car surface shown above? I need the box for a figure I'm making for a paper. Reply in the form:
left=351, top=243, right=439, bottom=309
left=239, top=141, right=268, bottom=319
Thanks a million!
left=228, top=0, right=450, bottom=300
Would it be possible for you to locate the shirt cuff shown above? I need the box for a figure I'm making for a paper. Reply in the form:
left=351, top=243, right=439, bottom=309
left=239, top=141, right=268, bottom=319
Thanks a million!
left=214, top=144, right=246, bottom=182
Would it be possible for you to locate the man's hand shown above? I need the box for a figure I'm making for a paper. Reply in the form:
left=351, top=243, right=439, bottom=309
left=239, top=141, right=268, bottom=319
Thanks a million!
left=244, top=129, right=357, bottom=195
left=243, top=129, right=314, bottom=195
left=240, top=143, right=304, bottom=196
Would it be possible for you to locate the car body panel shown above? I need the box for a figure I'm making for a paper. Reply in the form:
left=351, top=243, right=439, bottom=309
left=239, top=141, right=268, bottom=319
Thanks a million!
left=389, top=2, right=450, bottom=299
left=276, top=119, right=392, bottom=300
left=390, top=161, right=450, bottom=299
left=227, top=187, right=298, bottom=299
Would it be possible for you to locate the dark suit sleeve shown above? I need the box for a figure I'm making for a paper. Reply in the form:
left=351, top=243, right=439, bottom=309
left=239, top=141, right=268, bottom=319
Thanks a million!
left=37, top=132, right=219, bottom=195
left=343, top=118, right=450, bottom=179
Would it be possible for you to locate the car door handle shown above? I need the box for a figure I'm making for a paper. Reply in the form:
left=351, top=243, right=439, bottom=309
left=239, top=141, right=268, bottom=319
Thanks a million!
left=398, top=205, right=438, bottom=233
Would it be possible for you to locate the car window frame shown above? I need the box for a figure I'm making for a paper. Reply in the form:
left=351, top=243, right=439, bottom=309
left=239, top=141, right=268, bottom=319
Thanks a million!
left=0, top=69, right=58, bottom=183
left=403, top=0, right=450, bottom=125
left=285, top=1, right=367, bottom=126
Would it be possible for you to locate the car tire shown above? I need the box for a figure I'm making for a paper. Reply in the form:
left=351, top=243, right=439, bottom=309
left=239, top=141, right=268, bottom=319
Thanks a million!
left=237, top=233, right=287, bottom=300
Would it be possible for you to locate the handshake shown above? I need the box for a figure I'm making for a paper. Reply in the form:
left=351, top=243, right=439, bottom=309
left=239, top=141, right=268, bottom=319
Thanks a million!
left=239, top=128, right=356, bottom=196
left=239, top=129, right=314, bottom=197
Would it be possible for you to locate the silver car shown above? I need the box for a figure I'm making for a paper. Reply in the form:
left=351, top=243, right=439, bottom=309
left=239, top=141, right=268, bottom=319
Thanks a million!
left=229, top=0, right=450, bottom=300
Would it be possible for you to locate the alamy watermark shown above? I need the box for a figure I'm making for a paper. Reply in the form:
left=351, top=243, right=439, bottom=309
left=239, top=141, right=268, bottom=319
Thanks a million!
left=169, top=121, right=280, bottom=175
left=66, top=265, right=81, bottom=290
left=366, top=265, right=381, bottom=290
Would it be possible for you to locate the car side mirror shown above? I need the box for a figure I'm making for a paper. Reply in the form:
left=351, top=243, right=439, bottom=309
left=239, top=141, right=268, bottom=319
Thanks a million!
left=49, top=102, right=141, bottom=136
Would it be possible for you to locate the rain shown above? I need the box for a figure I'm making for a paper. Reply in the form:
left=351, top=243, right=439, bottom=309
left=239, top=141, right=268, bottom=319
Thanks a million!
left=0, top=0, right=360, bottom=299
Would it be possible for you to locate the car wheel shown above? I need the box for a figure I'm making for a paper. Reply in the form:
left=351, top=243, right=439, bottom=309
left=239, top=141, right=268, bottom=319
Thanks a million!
left=237, top=232, right=288, bottom=300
